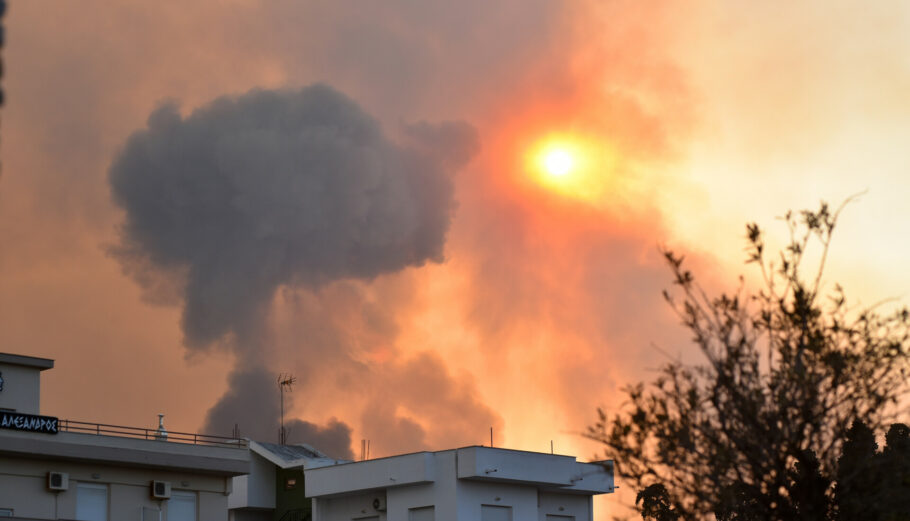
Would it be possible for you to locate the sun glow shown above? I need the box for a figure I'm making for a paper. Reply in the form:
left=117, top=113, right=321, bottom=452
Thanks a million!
left=527, top=136, right=613, bottom=203
left=544, top=148, right=574, bottom=177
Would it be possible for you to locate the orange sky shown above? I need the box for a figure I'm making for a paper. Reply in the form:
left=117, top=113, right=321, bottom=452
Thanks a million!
left=3, top=1, right=910, bottom=517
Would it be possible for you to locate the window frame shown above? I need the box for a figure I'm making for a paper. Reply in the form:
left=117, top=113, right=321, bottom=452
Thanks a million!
left=167, top=490, right=197, bottom=521
left=75, top=482, right=109, bottom=521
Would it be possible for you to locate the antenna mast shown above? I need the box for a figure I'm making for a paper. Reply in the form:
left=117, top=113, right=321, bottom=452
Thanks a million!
left=278, top=373, right=296, bottom=445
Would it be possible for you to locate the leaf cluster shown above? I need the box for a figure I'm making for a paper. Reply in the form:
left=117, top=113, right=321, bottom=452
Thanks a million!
left=587, top=201, right=910, bottom=519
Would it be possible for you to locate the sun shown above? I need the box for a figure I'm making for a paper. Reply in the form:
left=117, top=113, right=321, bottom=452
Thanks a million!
left=543, top=148, right=574, bottom=177
left=525, top=135, right=615, bottom=203
left=535, top=142, right=581, bottom=181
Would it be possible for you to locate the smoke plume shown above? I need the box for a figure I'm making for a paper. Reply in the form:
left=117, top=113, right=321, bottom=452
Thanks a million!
left=110, top=84, right=477, bottom=349
left=202, top=366, right=354, bottom=460
left=110, top=84, right=480, bottom=452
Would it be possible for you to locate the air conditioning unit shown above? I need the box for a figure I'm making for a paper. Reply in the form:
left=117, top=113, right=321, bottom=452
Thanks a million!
left=151, top=481, right=171, bottom=499
left=47, top=472, right=69, bottom=491
left=372, top=496, right=387, bottom=511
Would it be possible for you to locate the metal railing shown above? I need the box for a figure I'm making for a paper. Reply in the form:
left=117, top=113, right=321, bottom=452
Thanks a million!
left=58, top=419, right=248, bottom=448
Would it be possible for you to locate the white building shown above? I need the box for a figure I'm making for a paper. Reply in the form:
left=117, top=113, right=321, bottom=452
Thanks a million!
left=229, top=440, right=347, bottom=521
left=0, top=352, right=250, bottom=521
left=305, top=446, right=614, bottom=521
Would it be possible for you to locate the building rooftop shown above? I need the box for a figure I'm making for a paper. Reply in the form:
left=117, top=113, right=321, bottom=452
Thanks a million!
left=0, top=352, right=54, bottom=370
left=0, top=426, right=250, bottom=476
left=249, top=440, right=349, bottom=470
left=256, top=441, right=327, bottom=461
left=305, top=445, right=614, bottom=498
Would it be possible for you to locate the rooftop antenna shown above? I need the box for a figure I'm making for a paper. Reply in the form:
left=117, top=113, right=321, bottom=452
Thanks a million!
left=278, top=373, right=296, bottom=445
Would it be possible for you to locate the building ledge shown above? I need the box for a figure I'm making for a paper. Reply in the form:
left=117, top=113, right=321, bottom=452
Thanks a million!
left=0, top=428, right=249, bottom=476
left=306, top=452, right=435, bottom=497
left=456, top=446, right=613, bottom=494
left=0, top=352, right=54, bottom=370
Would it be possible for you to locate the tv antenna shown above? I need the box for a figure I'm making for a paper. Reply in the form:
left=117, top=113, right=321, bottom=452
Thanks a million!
left=278, top=373, right=296, bottom=445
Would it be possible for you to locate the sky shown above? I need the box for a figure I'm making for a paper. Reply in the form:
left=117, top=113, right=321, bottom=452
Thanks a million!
left=2, top=1, right=910, bottom=517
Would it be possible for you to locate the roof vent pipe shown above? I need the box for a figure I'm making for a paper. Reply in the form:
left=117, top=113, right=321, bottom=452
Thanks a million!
left=155, top=414, right=168, bottom=441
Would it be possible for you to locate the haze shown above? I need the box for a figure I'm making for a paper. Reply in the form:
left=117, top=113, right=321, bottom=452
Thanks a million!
left=2, top=1, right=910, bottom=516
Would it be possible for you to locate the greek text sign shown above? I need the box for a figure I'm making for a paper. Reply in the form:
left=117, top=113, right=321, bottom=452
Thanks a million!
left=0, top=411, right=58, bottom=434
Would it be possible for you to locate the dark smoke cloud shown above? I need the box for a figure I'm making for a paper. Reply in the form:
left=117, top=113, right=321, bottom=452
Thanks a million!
left=110, top=84, right=479, bottom=453
left=110, top=84, right=477, bottom=349
left=203, top=367, right=354, bottom=460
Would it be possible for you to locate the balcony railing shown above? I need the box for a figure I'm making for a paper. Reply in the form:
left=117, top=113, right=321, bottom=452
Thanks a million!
left=57, top=419, right=247, bottom=449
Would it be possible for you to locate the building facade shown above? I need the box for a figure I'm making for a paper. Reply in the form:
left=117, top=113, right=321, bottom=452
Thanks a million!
left=0, top=352, right=250, bottom=521
left=305, top=446, right=614, bottom=521
left=229, top=440, right=347, bottom=521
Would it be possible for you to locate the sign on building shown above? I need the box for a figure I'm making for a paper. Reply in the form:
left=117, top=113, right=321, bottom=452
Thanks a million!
left=0, top=411, right=59, bottom=434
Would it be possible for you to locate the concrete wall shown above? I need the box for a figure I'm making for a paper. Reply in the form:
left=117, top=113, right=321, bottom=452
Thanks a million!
left=316, top=491, right=387, bottom=521
left=456, top=447, right=576, bottom=486
left=0, top=456, right=233, bottom=521
left=229, top=452, right=276, bottom=510
left=455, top=481, right=537, bottom=521
left=537, top=492, right=592, bottom=521
left=0, top=361, right=42, bottom=414
left=309, top=449, right=611, bottom=521
left=306, top=452, right=434, bottom=498
left=386, top=451, right=457, bottom=521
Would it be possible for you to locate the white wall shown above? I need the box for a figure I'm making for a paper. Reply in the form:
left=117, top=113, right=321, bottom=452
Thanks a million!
left=0, top=456, right=231, bottom=521
left=0, top=362, right=41, bottom=414
left=455, top=481, right=537, bottom=521
left=309, top=448, right=611, bottom=521
left=538, top=492, right=592, bottom=521
left=229, top=451, right=276, bottom=509
left=0, top=471, right=55, bottom=520
left=386, top=451, right=457, bottom=521
left=317, top=491, right=387, bottom=521
left=306, top=452, right=434, bottom=498
left=456, top=447, right=576, bottom=486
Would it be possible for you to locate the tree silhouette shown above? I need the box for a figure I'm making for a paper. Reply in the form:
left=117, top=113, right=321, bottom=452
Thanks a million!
left=880, top=423, right=910, bottom=520
left=587, top=201, right=910, bottom=520
left=835, top=420, right=881, bottom=521
left=636, top=484, right=680, bottom=521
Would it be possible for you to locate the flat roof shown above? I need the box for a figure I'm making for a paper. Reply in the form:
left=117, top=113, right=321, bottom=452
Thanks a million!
left=305, top=445, right=615, bottom=498
left=311, top=445, right=577, bottom=469
left=0, top=352, right=55, bottom=370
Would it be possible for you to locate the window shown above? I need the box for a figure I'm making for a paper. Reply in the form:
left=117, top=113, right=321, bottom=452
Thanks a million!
left=75, top=483, right=108, bottom=521
left=409, top=506, right=435, bottom=521
left=546, top=516, right=575, bottom=521
left=168, top=491, right=196, bottom=521
left=481, top=505, right=512, bottom=521
left=0, top=509, right=13, bottom=517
